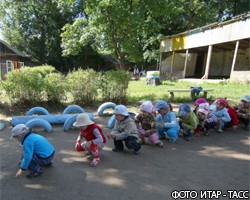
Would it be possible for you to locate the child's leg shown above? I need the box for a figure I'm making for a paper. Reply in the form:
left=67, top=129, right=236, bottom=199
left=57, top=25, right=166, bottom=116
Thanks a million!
left=124, top=136, right=141, bottom=154
left=156, top=124, right=166, bottom=139
left=89, top=143, right=100, bottom=167
left=28, top=154, right=46, bottom=174
left=217, top=120, right=225, bottom=133
left=148, top=132, right=158, bottom=144
left=138, top=128, right=146, bottom=144
left=238, top=116, right=250, bottom=129
left=166, top=127, right=179, bottom=142
left=182, top=129, right=192, bottom=141
left=204, top=121, right=217, bottom=135
left=148, top=132, right=164, bottom=147
left=113, top=139, right=124, bottom=151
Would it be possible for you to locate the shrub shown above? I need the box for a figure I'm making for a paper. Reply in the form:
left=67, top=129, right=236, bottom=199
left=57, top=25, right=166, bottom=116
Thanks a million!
left=44, top=73, right=68, bottom=103
left=67, top=68, right=100, bottom=104
left=1, top=69, right=45, bottom=104
left=22, top=65, right=57, bottom=78
left=99, top=70, right=131, bottom=103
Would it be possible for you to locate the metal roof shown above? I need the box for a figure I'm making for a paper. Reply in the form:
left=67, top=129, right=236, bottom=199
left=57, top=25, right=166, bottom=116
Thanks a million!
left=160, top=12, right=250, bottom=53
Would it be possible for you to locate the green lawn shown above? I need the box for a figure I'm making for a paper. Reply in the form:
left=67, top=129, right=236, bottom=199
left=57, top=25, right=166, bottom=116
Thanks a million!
left=126, top=77, right=250, bottom=106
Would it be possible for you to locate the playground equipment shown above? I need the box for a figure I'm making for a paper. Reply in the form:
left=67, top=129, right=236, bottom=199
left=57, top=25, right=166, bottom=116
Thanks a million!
left=0, top=122, right=5, bottom=131
left=11, top=105, right=93, bottom=132
left=97, top=102, right=117, bottom=116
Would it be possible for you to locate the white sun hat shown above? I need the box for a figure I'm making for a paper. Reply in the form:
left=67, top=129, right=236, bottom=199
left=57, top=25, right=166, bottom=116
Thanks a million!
left=73, top=113, right=94, bottom=127
left=140, top=101, right=153, bottom=113
left=10, top=124, right=29, bottom=139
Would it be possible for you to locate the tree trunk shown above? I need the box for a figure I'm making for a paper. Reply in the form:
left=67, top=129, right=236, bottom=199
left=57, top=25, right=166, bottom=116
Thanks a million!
left=118, top=56, right=125, bottom=70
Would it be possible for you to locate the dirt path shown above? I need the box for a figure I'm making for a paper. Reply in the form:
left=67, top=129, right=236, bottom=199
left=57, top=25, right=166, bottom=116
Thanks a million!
left=0, top=106, right=249, bottom=200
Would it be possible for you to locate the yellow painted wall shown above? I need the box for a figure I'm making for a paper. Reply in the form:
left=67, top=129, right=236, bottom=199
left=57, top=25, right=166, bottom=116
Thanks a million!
left=173, top=35, right=186, bottom=51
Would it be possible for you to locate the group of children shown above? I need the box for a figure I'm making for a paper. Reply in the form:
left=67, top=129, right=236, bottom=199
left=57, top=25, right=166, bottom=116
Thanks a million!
left=10, top=94, right=249, bottom=178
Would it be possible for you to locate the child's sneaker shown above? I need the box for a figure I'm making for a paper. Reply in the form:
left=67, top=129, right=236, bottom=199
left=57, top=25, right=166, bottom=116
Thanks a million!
left=184, top=137, right=191, bottom=141
left=26, top=171, right=43, bottom=178
left=168, top=138, right=175, bottom=143
left=90, top=158, right=100, bottom=167
left=217, top=129, right=223, bottom=133
left=134, top=149, right=141, bottom=155
left=156, top=141, right=164, bottom=148
left=112, top=148, right=123, bottom=152
left=204, top=132, right=209, bottom=136
left=139, top=138, right=145, bottom=145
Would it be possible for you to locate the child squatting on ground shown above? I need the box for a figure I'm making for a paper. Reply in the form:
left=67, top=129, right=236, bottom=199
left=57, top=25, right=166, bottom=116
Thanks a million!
left=211, top=98, right=231, bottom=133
left=233, top=95, right=250, bottom=130
left=134, top=100, right=164, bottom=148
left=107, top=105, right=141, bottom=155
left=178, top=104, right=199, bottom=141
left=74, top=113, right=106, bottom=167
left=193, top=98, right=208, bottom=114
left=219, top=98, right=239, bottom=131
left=154, top=100, right=180, bottom=143
left=10, top=124, right=55, bottom=178
left=194, top=102, right=218, bottom=136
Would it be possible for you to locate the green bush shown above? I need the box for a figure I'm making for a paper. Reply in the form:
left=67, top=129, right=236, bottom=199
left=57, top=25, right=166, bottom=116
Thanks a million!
left=67, top=68, right=100, bottom=104
left=44, top=73, right=68, bottom=103
left=0, top=66, right=132, bottom=106
left=99, top=70, right=130, bottom=103
left=22, top=65, right=57, bottom=78
left=1, top=69, right=45, bottom=104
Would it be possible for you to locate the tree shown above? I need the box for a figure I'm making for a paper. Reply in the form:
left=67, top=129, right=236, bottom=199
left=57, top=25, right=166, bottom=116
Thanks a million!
left=0, top=0, right=81, bottom=70
left=1, top=0, right=248, bottom=71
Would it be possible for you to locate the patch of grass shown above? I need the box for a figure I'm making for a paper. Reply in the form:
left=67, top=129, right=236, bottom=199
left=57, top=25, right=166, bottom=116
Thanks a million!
left=126, top=78, right=249, bottom=106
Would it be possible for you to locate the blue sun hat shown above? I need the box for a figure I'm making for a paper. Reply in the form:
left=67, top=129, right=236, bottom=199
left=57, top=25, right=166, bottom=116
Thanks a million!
left=154, top=100, right=168, bottom=111
left=241, top=95, right=250, bottom=103
left=113, top=105, right=129, bottom=116
left=178, top=104, right=191, bottom=117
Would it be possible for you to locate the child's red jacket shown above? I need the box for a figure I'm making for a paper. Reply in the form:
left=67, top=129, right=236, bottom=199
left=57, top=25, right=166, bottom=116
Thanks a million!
left=226, top=106, right=239, bottom=126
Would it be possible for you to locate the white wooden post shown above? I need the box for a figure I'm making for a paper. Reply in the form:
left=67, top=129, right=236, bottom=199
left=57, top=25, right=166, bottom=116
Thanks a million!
left=202, top=45, right=213, bottom=79
left=171, top=51, right=175, bottom=72
left=230, top=40, right=239, bottom=78
left=183, top=49, right=189, bottom=78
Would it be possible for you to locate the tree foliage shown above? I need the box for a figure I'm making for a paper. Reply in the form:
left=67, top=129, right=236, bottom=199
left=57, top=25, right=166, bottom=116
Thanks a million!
left=1, top=0, right=249, bottom=70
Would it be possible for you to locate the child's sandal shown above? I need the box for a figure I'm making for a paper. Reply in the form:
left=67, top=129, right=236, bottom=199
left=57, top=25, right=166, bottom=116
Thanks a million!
left=90, top=158, right=100, bottom=167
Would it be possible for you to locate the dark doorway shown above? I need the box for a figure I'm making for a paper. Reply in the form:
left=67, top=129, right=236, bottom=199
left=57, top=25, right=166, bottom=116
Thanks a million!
left=194, top=53, right=205, bottom=78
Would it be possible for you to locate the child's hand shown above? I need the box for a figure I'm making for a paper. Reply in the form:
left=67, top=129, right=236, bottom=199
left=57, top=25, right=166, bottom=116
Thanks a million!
left=158, top=121, right=165, bottom=128
left=15, top=169, right=23, bottom=177
left=138, top=128, right=145, bottom=135
left=75, top=140, right=80, bottom=149
left=107, top=133, right=116, bottom=139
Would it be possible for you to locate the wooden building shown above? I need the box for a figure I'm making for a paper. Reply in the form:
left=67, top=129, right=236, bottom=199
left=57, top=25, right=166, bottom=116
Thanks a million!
left=159, top=13, right=250, bottom=82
